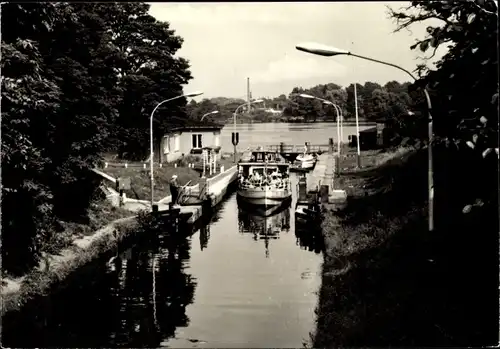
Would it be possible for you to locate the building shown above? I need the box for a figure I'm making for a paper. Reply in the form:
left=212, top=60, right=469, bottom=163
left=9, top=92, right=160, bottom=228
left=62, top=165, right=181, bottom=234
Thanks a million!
left=159, top=124, right=224, bottom=163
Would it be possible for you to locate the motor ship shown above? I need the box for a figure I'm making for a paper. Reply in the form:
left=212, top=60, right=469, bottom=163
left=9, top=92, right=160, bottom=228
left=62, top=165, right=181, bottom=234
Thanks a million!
left=237, top=150, right=292, bottom=208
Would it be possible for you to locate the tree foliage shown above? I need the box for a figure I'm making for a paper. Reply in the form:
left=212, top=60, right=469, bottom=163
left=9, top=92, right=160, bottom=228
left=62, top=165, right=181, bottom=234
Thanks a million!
left=388, top=0, right=498, bottom=220
left=1, top=2, right=192, bottom=275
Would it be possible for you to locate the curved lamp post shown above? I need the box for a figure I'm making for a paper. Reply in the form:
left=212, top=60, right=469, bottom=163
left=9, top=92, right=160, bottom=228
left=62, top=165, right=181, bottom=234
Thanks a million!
left=298, top=93, right=342, bottom=158
left=233, top=99, right=264, bottom=129
left=232, top=99, right=263, bottom=161
left=150, top=91, right=203, bottom=209
left=296, top=42, right=434, bottom=232
left=200, top=110, right=219, bottom=121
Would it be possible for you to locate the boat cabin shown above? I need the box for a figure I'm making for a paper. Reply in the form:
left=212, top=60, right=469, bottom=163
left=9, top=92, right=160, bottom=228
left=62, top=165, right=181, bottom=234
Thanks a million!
left=238, top=151, right=290, bottom=179
left=247, top=150, right=286, bottom=163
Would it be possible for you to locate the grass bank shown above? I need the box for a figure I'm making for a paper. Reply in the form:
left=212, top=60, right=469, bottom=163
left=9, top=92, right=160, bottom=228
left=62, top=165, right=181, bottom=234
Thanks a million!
left=102, top=155, right=237, bottom=201
left=312, top=147, right=499, bottom=347
left=0, top=199, right=138, bottom=317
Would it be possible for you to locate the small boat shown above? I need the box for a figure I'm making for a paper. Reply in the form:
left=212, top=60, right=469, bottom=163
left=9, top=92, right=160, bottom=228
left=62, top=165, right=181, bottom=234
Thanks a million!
left=237, top=150, right=292, bottom=208
left=295, top=153, right=316, bottom=170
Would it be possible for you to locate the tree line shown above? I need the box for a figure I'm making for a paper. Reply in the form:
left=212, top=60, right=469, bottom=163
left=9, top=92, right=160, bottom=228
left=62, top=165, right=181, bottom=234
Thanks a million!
left=1, top=3, right=193, bottom=275
left=186, top=80, right=417, bottom=125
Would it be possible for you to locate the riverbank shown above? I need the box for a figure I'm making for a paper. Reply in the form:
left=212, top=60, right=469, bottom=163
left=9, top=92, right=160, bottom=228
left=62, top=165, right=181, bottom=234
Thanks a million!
left=101, top=155, right=236, bottom=201
left=313, top=147, right=499, bottom=347
left=0, top=200, right=138, bottom=317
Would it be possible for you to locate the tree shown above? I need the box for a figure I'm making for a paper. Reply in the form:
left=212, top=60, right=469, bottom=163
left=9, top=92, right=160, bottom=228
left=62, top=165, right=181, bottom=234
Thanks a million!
left=1, top=35, right=60, bottom=275
left=389, top=0, right=498, bottom=214
left=186, top=99, right=220, bottom=121
left=91, top=3, right=193, bottom=160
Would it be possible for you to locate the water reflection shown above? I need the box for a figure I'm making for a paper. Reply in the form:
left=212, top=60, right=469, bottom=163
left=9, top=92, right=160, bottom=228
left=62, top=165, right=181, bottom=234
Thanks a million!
left=2, top=230, right=197, bottom=348
left=295, top=219, right=325, bottom=254
left=199, top=224, right=210, bottom=251
left=238, top=204, right=291, bottom=258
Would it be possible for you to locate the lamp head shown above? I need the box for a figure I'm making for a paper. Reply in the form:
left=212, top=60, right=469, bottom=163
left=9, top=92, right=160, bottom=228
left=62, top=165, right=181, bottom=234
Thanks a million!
left=296, top=42, right=350, bottom=57
left=298, top=93, right=315, bottom=99
left=185, top=91, right=204, bottom=98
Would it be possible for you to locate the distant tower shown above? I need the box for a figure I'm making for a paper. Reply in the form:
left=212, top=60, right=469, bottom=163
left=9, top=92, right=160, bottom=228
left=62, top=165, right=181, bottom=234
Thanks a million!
left=247, top=77, right=251, bottom=113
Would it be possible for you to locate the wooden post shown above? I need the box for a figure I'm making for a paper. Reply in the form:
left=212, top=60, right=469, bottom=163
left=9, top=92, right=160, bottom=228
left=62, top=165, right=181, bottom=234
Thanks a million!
left=328, top=138, right=334, bottom=155
left=213, top=150, right=217, bottom=173
left=209, top=151, right=213, bottom=176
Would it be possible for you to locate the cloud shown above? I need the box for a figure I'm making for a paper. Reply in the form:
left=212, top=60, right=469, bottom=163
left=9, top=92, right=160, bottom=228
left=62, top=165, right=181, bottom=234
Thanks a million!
left=250, top=54, right=348, bottom=84
left=149, top=3, right=341, bottom=25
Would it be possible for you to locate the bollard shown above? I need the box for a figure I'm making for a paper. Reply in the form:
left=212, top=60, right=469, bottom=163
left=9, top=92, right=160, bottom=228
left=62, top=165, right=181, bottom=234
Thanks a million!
left=124, top=163, right=128, bottom=168
left=159, top=163, right=162, bottom=168
left=174, top=163, right=177, bottom=168
left=143, top=163, right=146, bottom=169
left=152, top=204, right=159, bottom=213
left=335, top=155, right=340, bottom=177
left=220, top=165, right=224, bottom=173
left=104, top=162, right=108, bottom=168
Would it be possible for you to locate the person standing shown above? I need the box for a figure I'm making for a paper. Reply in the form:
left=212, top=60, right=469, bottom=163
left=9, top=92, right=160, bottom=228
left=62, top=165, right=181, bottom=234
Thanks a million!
left=169, top=174, right=180, bottom=206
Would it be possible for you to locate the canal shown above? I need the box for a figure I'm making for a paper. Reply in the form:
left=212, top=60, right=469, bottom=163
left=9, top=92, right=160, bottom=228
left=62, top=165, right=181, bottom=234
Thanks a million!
left=3, top=173, right=324, bottom=348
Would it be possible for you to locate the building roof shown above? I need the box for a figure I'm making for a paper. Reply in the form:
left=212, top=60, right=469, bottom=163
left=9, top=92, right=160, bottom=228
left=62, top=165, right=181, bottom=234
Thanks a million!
left=169, top=125, right=223, bottom=133
left=359, top=126, right=377, bottom=133
left=165, top=118, right=224, bottom=134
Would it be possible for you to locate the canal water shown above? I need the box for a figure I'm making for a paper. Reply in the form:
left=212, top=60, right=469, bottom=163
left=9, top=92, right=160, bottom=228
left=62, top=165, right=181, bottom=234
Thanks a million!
left=3, top=173, right=325, bottom=348
left=220, top=122, right=373, bottom=151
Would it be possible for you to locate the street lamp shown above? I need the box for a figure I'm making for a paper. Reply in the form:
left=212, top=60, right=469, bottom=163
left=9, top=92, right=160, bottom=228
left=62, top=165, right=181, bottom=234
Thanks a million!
left=200, top=110, right=219, bottom=121
left=233, top=99, right=264, bottom=129
left=149, top=91, right=204, bottom=210
left=296, top=41, right=434, bottom=231
left=297, top=93, right=343, bottom=159
left=232, top=99, right=263, bottom=161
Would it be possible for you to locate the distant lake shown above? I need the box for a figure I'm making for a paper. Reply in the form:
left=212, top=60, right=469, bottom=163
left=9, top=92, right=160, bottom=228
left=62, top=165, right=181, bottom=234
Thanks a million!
left=219, top=122, right=374, bottom=152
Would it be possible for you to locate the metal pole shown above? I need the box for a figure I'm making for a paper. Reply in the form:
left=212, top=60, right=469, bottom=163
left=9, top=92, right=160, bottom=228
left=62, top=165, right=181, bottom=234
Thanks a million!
left=340, top=107, right=344, bottom=152
left=150, top=107, right=154, bottom=209
left=349, top=52, right=434, bottom=232
left=233, top=111, right=237, bottom=163
left=149, top=94, right=188, bottom=210
left=354, top=83, right=361, bottom=167
left=423, top=89, right=434, bottom=232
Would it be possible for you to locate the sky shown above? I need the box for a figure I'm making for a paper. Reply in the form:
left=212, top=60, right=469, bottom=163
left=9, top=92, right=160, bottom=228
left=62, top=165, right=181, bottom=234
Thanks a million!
left=149, top=2, right=447, bottom=101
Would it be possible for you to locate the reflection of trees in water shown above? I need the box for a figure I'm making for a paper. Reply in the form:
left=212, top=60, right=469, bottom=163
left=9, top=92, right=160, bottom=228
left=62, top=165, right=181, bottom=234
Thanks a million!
left=1, top=230, right=197, bottom=348
left=295, top=220, right=325, bottom=254
left=237, top=206, right=291, bottom=257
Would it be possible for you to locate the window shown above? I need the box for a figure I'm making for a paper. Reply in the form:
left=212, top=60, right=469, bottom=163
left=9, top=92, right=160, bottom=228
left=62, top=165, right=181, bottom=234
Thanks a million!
left=192, top=134, right=202, bottom=149
left=174, top=134, right=180, bottom=151
left=163, top=137, right=170, bottom=154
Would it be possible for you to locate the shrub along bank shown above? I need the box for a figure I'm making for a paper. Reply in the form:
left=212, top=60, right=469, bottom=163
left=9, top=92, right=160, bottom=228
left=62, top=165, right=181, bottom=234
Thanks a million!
left=0, top=192, right=145, bottom=315
left=313, top=147, right=498, bottom=347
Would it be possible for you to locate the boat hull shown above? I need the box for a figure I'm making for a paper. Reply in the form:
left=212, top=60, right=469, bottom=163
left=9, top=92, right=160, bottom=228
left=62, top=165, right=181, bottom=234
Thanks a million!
left=237, top=187, right=292, bottom=207
left=237, top=195, right=292, bottom=216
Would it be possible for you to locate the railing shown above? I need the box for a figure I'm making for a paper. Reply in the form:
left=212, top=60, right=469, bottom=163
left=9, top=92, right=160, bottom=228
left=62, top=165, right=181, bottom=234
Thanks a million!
left=239, top=178, right=290, bottom=191
left=249, top=144, right=331, bottom=153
